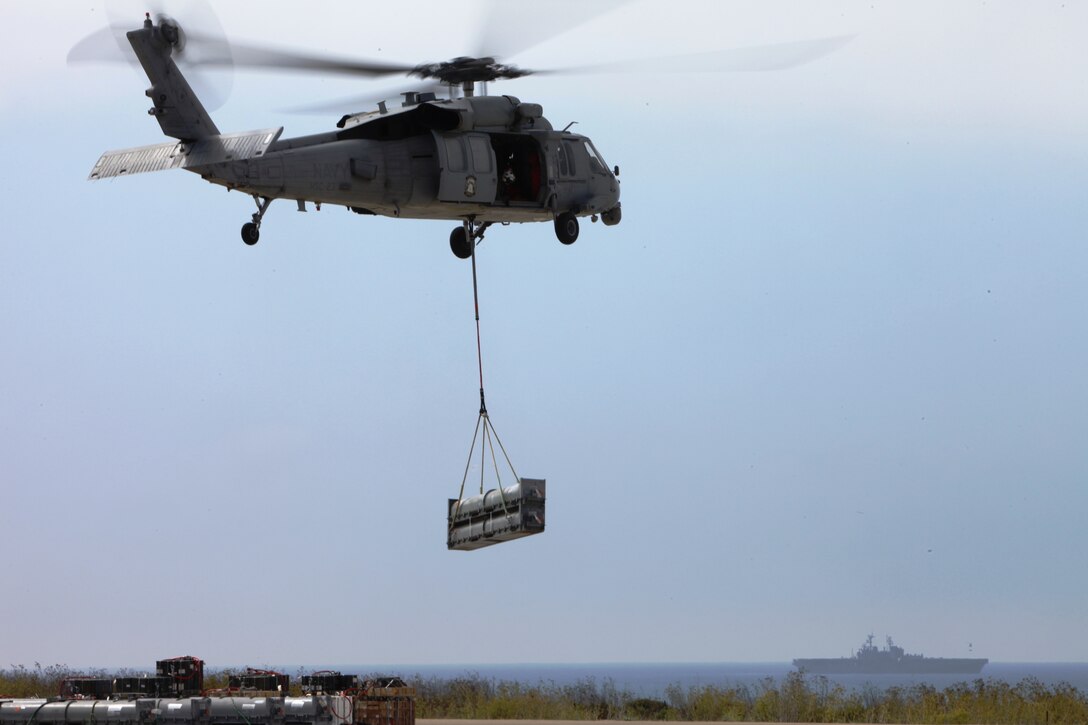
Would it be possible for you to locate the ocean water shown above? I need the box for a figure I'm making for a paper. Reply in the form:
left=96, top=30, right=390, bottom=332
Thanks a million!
left=327, top=662, right=1088, bottom=697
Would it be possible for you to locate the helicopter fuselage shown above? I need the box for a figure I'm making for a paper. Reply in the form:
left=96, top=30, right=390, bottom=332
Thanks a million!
left=191, top=95, right=620, bottom=225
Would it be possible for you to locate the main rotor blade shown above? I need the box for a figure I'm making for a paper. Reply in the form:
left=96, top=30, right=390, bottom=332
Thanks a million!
left=473, top=0, right=631, bottom=61
left=544, top=35, right=854, bottom=75
left=186, top=39, right=417, bottom=78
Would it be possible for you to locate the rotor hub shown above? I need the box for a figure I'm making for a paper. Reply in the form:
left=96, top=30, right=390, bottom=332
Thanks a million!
left=153, top=14, right=186, bottom=53
left=411, top=56, right=531, bottom=85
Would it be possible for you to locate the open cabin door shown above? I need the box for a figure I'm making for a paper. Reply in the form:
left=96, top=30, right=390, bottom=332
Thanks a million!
left=434, top=132, right=497, bottom=203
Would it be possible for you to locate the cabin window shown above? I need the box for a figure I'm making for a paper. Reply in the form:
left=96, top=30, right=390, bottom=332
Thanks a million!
left=443, top=137, right=467, bottom=172
left=469, top=136, right=493, bottom=172
left=562, top=141, right=578, bottom=176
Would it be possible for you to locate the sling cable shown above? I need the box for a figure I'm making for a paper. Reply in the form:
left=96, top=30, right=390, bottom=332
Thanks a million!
left=447, top=218, right=546, bottom=551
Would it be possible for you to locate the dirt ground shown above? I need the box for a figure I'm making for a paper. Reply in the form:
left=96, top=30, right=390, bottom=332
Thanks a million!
left=419, top=719, right=903, bottom=725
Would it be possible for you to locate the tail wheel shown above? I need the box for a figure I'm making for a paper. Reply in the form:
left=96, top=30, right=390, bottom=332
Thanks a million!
left=555, top=212, right=579, bottom=245
left=450, top=225, right=473, bottom=259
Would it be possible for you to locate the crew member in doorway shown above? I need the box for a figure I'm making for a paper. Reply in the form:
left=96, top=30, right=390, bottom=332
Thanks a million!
left=501, top=153, right=517, bottom=202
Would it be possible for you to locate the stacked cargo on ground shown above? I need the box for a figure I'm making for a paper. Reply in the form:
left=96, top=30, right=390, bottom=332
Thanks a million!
left=0, top=696, right=368, bottom=725
left=58, top=678, right=113, bottom=699
left=156, top=657, right=204, bottom=698
left=58, top=675, right=180, bottom=700
left=300, top=673, right=359, bottom=695
left=114, top=676, right=175, bottom=698
left=220, top=669, right=291, bottom=697
left=300, top=672, right=415, bottom=725
left=354, top=678, right=415, bottom=725
left=0, top=657, right=413, bottom=725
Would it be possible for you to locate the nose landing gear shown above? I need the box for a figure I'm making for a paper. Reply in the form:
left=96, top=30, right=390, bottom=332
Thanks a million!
left=241, top=195, right=273, bottom=245
left=554, top=211, right=579, bottom=245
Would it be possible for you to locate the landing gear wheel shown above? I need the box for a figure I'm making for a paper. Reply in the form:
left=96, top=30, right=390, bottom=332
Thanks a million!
left=555, top=212, right=579, bottom=245
left=450, top=225, right=472, bottom=259
left=241, top=222, right=260, bottom=246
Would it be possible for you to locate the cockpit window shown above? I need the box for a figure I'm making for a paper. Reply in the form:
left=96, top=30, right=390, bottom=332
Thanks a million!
left=584, top=141, right=608, bottom=175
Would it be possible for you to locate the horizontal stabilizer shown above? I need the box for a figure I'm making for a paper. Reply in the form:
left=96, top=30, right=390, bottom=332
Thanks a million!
left=88, top=127, right=283, bottom=180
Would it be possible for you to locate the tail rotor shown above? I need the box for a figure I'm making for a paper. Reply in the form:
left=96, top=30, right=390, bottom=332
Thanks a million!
left=68, top=0, right=233, bottom=110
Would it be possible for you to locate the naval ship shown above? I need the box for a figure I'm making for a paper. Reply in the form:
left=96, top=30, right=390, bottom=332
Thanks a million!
left=793, top=635, right=988, bottom=674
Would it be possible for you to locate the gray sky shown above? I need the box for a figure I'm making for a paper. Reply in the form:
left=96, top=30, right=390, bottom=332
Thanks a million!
left=1, top=0, right=1086, bottom=668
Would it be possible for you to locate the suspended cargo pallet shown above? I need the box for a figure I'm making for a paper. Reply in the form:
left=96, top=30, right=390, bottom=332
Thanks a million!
left=448, top=478, right=546, bottom=551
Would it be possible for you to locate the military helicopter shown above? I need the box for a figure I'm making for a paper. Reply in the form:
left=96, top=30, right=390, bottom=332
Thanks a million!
left=72, top=4, right=848, bottom=258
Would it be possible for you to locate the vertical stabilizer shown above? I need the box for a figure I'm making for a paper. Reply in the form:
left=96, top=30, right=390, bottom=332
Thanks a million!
left=127, top=16, right=219, bottom=141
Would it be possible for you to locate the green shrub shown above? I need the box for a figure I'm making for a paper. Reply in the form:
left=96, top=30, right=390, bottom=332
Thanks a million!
left=626, top=698, right=669, bottom=720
